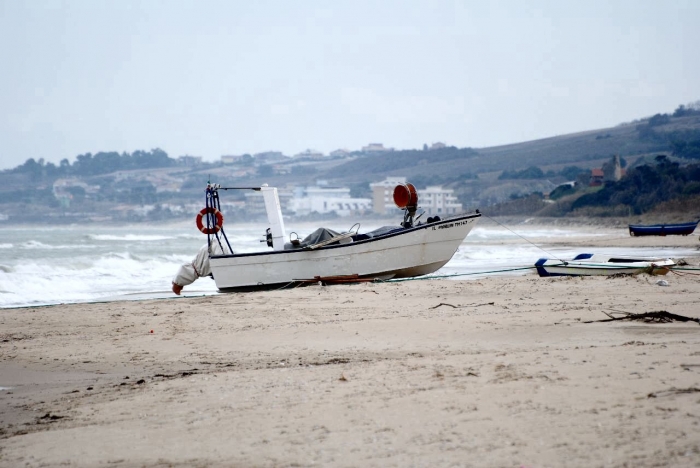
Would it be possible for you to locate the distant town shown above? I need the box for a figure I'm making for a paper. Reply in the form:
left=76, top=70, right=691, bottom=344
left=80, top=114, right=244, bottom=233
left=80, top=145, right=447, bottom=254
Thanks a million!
left=2, top=101, right=700, bottom=225
left=0, top=142, right=468, bottom=225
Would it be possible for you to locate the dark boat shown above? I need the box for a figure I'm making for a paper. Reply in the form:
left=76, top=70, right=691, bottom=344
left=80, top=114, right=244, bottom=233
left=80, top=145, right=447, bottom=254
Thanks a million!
left=628, top=220, right=699, bottom=236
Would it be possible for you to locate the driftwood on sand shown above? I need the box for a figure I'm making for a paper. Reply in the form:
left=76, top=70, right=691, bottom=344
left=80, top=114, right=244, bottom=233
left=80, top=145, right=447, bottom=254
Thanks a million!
left=585, top=310, right=700, bottom=325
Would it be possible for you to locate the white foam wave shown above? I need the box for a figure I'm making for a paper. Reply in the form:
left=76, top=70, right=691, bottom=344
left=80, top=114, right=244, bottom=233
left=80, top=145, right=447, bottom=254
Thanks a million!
left=0, top=243, right=12, bottom=249
left=19, top=240, right=53, bottom=249
left=16, top=240, right=96, bottom=250
left=0, top=252, right=217, bottom=309
left=176, top=233, right=206, bottom=240
left=89, top=234, right=175, bottom=242
left=469, top=226, right=609, bottom=240
left=19, top=240, right=76, bottom=250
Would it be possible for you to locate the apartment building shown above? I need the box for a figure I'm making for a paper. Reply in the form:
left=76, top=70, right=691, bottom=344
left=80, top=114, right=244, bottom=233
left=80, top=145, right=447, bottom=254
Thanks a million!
left=370, top=177, right=407, bottom=215
left=370, top=177, right=462, bottom=216
left=289, top=185, right=371, bottom=217
left=419, top=186, right=463, bottom=216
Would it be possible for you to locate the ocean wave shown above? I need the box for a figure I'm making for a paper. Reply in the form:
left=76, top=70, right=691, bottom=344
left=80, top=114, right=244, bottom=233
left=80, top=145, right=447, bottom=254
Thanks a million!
left=19, top=240, right=70, bottom=250
left=468, top=227, right=609, bottom=240
left=0, top=253, right=196, bottom=309
left=0, top=243, right=12, bottom=249
left=88, top=234, right=176, bottom=242
left=17, top=240, right=97, bottom=250
left=176, top=233, right=205, bottom=240
left=18, top=240, right=53, bottom=249
left=101, top=251, right=134, bottom=260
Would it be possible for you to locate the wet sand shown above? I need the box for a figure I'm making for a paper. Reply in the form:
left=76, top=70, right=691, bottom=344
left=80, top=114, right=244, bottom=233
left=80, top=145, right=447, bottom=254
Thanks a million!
left=1, top=232, right=699, bottom=467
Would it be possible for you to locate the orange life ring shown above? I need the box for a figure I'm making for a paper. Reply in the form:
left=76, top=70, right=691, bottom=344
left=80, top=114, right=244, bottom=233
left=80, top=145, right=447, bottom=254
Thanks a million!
left=196, top=207, right=224, bottom=234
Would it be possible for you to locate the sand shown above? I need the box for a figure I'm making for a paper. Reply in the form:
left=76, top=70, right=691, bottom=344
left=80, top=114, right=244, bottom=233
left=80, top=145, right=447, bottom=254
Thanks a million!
left=1, top=232, right=700, bottom=467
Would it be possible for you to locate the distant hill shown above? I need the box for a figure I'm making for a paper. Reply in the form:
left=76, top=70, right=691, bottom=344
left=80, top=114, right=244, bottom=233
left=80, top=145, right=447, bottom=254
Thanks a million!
left=2, top=103, right=700, bottom=223
left=486, top=155, right=700, bottom=222
left=311, top=109, right=700, bottom=209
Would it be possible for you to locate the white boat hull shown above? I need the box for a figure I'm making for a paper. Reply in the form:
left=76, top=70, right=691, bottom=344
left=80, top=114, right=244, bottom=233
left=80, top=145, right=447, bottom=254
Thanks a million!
left=210, top=213, right=480, bottom=290
left=535, top=254, right=675, bottom=277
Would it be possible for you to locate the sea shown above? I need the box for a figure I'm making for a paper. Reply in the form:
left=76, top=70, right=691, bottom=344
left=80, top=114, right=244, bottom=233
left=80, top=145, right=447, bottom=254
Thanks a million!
left=1, top=221, right=698, bottom=309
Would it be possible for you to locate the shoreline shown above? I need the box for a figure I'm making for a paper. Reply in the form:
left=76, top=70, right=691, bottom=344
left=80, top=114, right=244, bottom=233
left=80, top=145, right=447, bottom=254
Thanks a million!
left=1, top=226, right=698, bottom=311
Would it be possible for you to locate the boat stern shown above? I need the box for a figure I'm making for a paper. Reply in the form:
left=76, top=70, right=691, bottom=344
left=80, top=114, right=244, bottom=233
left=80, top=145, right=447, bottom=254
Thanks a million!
left=534, top=258, right=551, bottom=277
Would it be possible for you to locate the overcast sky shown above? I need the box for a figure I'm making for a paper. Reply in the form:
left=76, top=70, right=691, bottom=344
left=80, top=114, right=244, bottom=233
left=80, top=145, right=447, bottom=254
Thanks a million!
left=1, top=0, right=699, bottom=170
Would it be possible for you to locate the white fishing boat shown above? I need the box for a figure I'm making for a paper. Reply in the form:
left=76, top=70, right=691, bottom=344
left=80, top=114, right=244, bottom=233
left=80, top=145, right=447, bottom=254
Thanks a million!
left=534, top=253, right=675, bottom=277
left=199, top=183, right=481, bottom=291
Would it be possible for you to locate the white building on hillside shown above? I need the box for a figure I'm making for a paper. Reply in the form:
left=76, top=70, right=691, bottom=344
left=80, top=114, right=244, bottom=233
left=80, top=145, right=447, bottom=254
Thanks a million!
left=221, top=154, right=246, bottom=165
left=330, top=149, right=351, bottom=158
left=370, top=177, right=462, bottom=217
left=419, top=186, right=462, bottom=216
left=294, top=149, right=325, bottom=159
left=244, top=188, right=293, bottom=216
left=370, top=177, right=407, bottom=215
left=254, top=151, right=287, bottom=163
left=290, top=185, right=371, bottom=217
left=362, top=143, right=393, bottom=153
left=177, top=155, right=202, bottom=166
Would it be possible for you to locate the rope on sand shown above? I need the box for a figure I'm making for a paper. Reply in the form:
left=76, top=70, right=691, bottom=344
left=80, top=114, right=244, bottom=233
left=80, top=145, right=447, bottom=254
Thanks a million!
left=377, top=265, right=540, bottom=283
left=378, top=264, right=700, bottom=284
left=668, top=266, right=700, bottom=276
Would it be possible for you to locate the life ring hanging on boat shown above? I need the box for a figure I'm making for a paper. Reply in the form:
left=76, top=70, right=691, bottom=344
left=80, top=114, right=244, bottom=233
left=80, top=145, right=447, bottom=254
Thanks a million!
left=196, top=207, right=224, bottom=234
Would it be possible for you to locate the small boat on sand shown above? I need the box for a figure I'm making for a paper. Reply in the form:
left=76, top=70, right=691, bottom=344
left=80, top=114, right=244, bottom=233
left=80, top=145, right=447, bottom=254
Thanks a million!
left=628, top=221, right=699, bottom=236
left=534, top=253, right=676, bottom=277
left=183, top=182, right=480, bottom=291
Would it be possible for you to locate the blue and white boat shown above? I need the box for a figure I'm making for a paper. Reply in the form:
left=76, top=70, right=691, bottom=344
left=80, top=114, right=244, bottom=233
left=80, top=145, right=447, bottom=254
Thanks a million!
left=535, top=253, right=676, bottom=277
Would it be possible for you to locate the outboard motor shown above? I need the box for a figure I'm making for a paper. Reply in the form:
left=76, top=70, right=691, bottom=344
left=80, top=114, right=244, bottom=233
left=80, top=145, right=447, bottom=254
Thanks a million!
left=264, top=228, right=273, bottom=248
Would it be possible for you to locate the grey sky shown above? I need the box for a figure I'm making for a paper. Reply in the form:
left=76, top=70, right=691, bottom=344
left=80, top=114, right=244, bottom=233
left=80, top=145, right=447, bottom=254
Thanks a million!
left=1, top=0, right=699, bottom=170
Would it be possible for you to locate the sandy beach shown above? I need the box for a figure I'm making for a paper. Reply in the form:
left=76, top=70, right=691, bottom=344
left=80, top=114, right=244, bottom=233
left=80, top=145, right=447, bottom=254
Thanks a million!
left=1, top=232, right=699, bottom=467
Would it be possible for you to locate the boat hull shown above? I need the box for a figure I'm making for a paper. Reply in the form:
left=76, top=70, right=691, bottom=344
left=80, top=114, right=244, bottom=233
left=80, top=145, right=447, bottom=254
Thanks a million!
left=535, top=256, right=675, bottom=277
left=629, top=221, right=699, bottom=236
left=210, top=213, right=480, bottom=290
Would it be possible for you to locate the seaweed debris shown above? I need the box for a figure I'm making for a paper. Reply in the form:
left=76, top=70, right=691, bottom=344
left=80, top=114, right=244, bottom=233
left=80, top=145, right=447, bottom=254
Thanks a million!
left=584, top=310, right=700, bottom=325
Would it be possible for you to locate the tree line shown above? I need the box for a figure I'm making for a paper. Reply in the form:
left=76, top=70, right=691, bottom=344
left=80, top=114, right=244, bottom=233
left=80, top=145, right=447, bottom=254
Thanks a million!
left=6, top=148, right=176, bottom=179
left=488, top=156, right=700, bottom=217
left=498, top=165, right=589, bottom=180
left=571, top=156, right=700, bottom=215
left=635, top=102, right=700, bottom=160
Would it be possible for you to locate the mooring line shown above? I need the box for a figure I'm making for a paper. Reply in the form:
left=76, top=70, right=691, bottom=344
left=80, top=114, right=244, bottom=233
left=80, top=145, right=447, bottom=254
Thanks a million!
left=481, top=213, right=569, bottom=264
left=668, top=266, right=700, bottom=276
left=378, top=265, right=540, bottom=283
